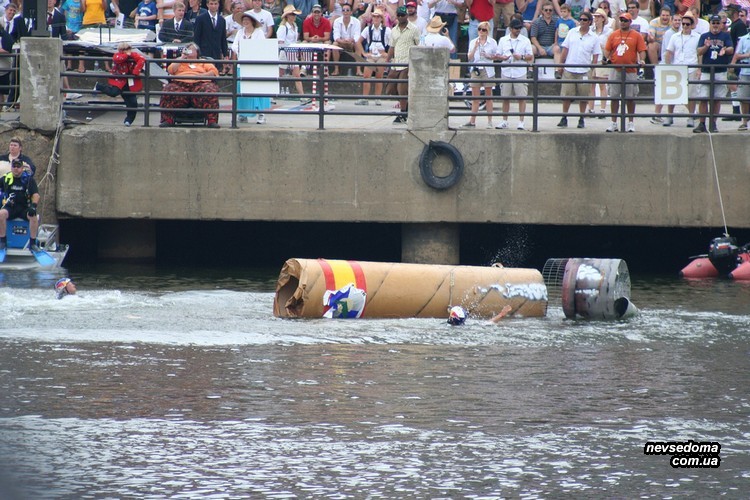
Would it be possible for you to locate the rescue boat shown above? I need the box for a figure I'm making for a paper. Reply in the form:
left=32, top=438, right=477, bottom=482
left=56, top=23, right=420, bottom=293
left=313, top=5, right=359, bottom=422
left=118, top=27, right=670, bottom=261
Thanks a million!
left=679, top=236, right=750, bottom=280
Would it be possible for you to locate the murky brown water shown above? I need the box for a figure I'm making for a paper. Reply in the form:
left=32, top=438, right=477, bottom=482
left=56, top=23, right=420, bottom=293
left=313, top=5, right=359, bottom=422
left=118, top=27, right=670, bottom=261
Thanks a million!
left=0, top=270, right=748, bottom=498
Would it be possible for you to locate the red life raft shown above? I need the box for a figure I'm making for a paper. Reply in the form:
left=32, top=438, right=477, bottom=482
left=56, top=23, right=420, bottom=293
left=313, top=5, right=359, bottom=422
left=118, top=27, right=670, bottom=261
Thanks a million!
left=679, top=236, right=750, bottom=280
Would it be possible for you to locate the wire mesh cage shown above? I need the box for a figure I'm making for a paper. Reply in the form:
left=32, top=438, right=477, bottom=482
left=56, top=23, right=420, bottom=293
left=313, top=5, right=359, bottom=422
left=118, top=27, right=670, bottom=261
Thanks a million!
left=541, top=258, right=569, bottom=308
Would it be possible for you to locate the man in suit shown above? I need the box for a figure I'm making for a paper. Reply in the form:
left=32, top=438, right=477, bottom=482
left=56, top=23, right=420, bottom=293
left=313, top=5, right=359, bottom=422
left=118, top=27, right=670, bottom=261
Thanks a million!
left=47, top=0, right=67, bottom=38
left=1, top=3, right=28, bottom=43
left=192, top=0, right=228, bottom=64
left=158, top=1, right=193, bottom=42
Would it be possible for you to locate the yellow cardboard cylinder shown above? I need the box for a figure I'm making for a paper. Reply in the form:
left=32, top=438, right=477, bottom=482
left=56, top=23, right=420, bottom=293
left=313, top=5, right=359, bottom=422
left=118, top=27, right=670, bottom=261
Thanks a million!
left=273, top=258, right=548, bottom=319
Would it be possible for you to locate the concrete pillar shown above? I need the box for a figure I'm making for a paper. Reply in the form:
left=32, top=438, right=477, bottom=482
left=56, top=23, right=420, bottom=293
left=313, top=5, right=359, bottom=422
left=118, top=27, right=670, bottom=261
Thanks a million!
left=98, top=220, right=156, bottom=261
left=20, top=38, right=63, bottom=133
left=401, top=223, right=459, bottom=265
left=408, top=47, right=450, bottom=132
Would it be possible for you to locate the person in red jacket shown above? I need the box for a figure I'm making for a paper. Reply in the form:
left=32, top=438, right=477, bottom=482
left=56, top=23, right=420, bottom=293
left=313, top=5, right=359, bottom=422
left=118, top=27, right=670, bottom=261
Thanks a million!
left=94, top=42, right=147, bottom=126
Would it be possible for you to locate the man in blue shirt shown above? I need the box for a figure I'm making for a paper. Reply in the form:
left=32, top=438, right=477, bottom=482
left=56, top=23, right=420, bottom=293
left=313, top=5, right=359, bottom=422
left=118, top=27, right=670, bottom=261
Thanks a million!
left=693, top=15, right=734, bottom=133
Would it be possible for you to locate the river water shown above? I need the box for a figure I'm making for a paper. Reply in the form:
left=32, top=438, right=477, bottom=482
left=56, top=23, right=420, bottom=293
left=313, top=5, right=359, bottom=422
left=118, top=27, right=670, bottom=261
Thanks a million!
left=0, top=264, right=749, bottom=498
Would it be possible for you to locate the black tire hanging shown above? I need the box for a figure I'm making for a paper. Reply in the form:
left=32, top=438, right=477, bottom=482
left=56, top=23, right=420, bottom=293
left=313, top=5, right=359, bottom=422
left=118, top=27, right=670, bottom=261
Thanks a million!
left=419, top=140, right=464, bottom=190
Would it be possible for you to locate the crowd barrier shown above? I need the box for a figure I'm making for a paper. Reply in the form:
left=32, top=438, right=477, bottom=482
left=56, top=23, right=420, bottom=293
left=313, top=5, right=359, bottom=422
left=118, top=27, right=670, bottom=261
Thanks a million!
left=54, top=53, right=750, bottom=131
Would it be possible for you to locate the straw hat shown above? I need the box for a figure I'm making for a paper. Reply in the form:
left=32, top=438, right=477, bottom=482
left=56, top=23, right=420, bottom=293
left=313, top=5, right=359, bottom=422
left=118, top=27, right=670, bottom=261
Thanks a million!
left=281, top=4, right=301, bottom=18
left=372, top=7, right=385, bottom=17
left=426, top=15, right=447, bottom=33
left=593, top=8, right=607, bottom=17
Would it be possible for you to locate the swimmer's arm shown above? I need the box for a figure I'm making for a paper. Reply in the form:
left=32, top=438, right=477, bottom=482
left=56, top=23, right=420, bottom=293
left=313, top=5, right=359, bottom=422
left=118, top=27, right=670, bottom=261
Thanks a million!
left=489, top=304, right=512, bottom=323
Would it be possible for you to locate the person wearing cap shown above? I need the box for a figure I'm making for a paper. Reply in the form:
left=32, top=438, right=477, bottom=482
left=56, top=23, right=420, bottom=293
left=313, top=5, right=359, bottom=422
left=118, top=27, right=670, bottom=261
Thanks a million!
left=693, top=14, right=734, bottom=133
left=587, top=7, right=613, bottom=116
left=55, top=278, right=77, bottom=299
left=730, top=26, right=750, bottom=130
left=462, top=20, right=498, bottom=128
left=331, top=3, right=363, bottom=75
left=386, top=5, right=420, bottom=123
left=557, top=11, right=601, bottom=129
left=496, top=17, right=534, bottom=130
left=603, top=11, right=646, bottom=132
left=193, top=0, right=230, bottom=70
left=428, top=0, right=465, bottom=59
left=277, top=5, right=306, bottom=98
left=420, top=14, right=455, bottom=49
left=303, top=4, right=332, bottom=43
left=355, top=7, right=391, bottom=105
left=0, top=158, right=41, bottom=253
left=465, top=0, right=494, bottom=43
left=159, top=42, right=221, bottom=127
left=231, top=11, right=271, bottom=124
left=248, top=0, right=275, bottom=38
left=405, top=1, right=427, bottom=33
left=662, top=11, right=699, bottom=127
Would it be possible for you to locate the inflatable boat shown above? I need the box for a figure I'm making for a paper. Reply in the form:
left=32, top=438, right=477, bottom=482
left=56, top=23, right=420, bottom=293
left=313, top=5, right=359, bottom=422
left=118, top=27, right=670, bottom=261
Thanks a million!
left=679, top=236, right=750, bottom=280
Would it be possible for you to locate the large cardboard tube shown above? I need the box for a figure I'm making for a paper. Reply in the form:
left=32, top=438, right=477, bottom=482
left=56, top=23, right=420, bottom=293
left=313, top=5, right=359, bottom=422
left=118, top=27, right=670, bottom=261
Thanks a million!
left=273, top=258, right=548, bottom=319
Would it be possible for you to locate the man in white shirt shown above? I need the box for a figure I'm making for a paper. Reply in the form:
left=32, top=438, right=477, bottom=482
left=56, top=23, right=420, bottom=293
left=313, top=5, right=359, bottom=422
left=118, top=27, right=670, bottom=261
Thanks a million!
left=406, top=1, right=427, bottom=33
left=429, top=0, right=464, bottom=58
left=496, top=18, right=534, bottom=130
left=420, top=14, right=455, bottom=49
left=248, top=0, right=274, bottom=38
left=662, top=11, right=700, bottom=127
left=331, top=2, right=362, bottom=75
left=557, top=11, right=601, bottom=128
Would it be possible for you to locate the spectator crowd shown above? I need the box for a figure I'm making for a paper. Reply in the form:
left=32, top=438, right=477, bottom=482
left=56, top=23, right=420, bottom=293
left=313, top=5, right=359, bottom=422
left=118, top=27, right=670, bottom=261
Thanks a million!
left=2, top=0, right=749, bottom=130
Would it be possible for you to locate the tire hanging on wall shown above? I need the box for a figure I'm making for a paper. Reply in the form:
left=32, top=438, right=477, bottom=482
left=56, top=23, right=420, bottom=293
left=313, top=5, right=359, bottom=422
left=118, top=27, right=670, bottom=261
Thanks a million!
left=419, top=140, right=464, bottom=190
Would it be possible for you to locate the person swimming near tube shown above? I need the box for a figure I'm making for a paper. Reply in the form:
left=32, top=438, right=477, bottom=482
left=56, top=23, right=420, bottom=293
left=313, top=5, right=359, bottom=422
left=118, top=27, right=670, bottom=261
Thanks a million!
left=55, top=278, right=77, bottom=299
left=447, top=304, right=513, bottom=325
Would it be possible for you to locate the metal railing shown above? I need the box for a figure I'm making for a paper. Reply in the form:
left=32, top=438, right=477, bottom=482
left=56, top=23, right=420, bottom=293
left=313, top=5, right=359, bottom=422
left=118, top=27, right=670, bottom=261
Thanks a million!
left=58, top=54, right=750, bottom=130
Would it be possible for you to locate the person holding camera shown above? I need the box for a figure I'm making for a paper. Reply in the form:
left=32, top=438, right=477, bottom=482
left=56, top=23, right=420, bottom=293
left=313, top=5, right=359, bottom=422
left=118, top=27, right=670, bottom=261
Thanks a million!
left=158, top=42, right=221, bottom=127
left=0, top=159, right=40, bottom=253
left=462, top=20, right=498, bottom=128
left=496, top=17, right=534, bottom=130
left=421, top=15, right=455, bottom=49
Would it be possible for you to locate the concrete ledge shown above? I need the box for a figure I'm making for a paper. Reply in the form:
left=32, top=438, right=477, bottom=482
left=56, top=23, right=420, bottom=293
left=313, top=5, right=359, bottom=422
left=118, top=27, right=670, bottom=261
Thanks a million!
left=57, top=126, right=750, bottom=228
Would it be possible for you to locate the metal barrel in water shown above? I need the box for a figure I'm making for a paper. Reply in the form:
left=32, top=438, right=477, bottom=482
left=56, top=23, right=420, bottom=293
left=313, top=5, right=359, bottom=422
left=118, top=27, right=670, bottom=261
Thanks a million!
left=552, top=258, right=637, bottom=320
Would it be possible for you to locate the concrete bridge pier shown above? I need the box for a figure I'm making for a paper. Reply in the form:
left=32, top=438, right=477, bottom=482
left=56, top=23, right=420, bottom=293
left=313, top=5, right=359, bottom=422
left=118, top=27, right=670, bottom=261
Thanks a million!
left=401, top=47, right=459, bottom=264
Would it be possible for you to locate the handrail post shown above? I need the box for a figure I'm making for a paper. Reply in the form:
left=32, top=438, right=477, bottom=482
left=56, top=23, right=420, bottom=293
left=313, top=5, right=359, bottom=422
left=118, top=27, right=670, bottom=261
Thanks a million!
left=231, top=60, right=238, bottom=128
left=531, top=61, right=539, bottom=132
left=143, top=61, right=150, bottom=127
left=317, top=53, right=325, bottom=130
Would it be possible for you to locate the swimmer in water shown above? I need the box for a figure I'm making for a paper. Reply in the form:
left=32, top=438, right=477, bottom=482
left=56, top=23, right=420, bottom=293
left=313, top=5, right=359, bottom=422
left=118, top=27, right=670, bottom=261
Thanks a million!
left=55, top=278, right=77, bottom=299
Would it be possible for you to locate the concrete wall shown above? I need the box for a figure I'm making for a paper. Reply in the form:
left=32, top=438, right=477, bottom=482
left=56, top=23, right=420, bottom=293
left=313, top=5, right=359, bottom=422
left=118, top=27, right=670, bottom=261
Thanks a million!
left=56, top=126, right=750, bottom=228
left=11, top=38, right=743, bottom=230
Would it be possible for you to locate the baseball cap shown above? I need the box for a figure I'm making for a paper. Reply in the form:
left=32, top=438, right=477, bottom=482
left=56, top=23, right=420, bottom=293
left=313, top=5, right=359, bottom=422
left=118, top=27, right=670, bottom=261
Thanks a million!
left=509, top=18, right=523, bottom=29
left=619, top=12, right=632, bottom=21
left=396, top=6, right=407, bottom=15
left=406, top=1, right=417, bottom=6
left=725, top=3, right=741, bottom=12
left=311, top=3, right=322, bottom=11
